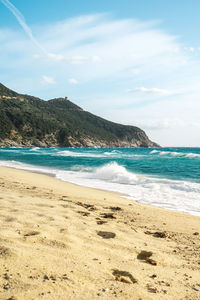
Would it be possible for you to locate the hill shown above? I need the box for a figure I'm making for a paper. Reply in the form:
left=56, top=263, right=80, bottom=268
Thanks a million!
left=0, top=83, right=159, bottom=147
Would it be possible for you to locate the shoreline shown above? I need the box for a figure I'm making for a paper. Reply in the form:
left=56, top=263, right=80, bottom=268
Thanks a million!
left=0, top=162, right=199, bottom=217
left=0, top=166, right=200, bottom=299
left=0, top=164, right=127, bottom=197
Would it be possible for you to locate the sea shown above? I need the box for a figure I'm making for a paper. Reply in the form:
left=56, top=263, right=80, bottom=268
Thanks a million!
left=0, top=147, right=199, bottom=216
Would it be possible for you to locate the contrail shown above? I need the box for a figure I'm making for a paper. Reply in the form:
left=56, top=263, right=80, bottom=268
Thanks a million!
left=0, top=0, right=47, bottom=55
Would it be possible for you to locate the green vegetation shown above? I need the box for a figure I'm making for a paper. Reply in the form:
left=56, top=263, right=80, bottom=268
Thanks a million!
left=0, top=83, right=158, bottom=147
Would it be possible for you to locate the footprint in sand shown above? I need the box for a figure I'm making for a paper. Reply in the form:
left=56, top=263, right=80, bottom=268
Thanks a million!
left=0, top=246, right=12, bottom=257
left=39, top=238, right=67, bottom=249
left=24, top=231, right=40, bottom=237
left=145, top=231, right=169, bottom=238
left=10, top=209, right=18, bottom=213
left=112, top=269, right=137, bottom=284
left=4, top=217, right=16, bottom=222
left=60, top=228, right=67, bottom=233
left=137, top=250, right=157, bottom=266
left=108, top=206, right=123, bottom=211
left=97, top=220, right=107, bottom=225
left=76, top=201, right=97, bottom=211
left=77, top=211, right=90, bottom=217
left=61, top=204, right=68, bottom=208
left=100, top=213, right=116, bottom=219
left=97, top=231, right=116, bottom=239
left=35, top=204, right=54, bottom=208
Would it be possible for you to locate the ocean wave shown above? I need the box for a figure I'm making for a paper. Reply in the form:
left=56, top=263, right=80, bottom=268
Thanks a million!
left=29, top=147, right=40, bottom=151
left=104, top=152, right=115, bottom=156
left=56, top=150, right=104, bottom=158
left=90, top=162, right=138, bottom=184
left=170, top=152, right=182, bottom=157
left=56, top=163, right=200, bottom=216
left=0, top=159, right=200, bottom=216
left=150, top=150, right=200, bottom=159
left=56, top=149, right=145, bottom=159
left=0, top=148, right=22, bottom=153
left=185, top=153, right=200, bottom=158
left=150, top=150, right=159, bottom=154
left=0, top=160, right=57, bottom=175
left=104, top=150, right=121, bottom=155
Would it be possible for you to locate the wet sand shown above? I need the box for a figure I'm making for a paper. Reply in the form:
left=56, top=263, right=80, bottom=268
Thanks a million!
left=0, top=166, right=199, bottom=300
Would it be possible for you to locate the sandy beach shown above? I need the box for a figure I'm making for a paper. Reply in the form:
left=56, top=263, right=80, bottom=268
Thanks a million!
left=0, top=166, right=199, bottom=300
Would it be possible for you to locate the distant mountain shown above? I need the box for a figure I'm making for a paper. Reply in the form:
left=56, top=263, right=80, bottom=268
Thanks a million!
left=0, top=83, right=159, bottom=148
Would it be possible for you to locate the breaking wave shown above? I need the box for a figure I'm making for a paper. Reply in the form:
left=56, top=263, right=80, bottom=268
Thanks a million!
left=56, top=150, right=104, bottom=158
left=150, top=150, right=200, bottom=158
left=89, top=162, right=138, bottom=184
left=0, top=147, right=200, bottom=216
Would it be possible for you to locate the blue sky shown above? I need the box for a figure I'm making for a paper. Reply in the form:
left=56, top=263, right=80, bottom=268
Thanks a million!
left=0, top=0, right=200, bottom=146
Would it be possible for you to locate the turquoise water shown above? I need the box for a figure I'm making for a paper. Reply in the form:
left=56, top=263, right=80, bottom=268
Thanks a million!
left=0, top=147, right=200, bottom=215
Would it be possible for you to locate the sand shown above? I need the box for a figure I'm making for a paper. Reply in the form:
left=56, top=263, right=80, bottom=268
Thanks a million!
left=0, top=166, right=199, bottom=300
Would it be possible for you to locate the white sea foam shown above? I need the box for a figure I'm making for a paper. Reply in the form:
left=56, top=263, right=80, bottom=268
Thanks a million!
left=151, top=150, right=200, bottom=159
left=0, top=148, right=21, bottom=153
left=104, top=152, right=114, bottom=156
left=29, top=147, right=40, bottom=151
left=170, top=152, right=182, bottom=157
left=56, top=162, right=200, bottom=216
left=159, top=151, right=170, bottom=156
left=185, top=153, right=200, bottom=158
left=104, top=150, right=120, bottom=156
left=56, top=150, right=104, bottom=158
left=150, top=150, right=159, bottom=154
left=0, top=160, right=57, bottom=176
left=89, top=162, right=138, bottom=184
left=56, top=149, right=145, bottom=159
left=0, top=160, right=199, bottom=216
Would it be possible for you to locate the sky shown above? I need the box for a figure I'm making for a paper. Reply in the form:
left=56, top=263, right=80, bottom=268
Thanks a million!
left=0, top=0, right=200, bottom=146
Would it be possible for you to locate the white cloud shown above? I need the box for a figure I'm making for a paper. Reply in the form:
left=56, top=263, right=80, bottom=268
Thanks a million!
left=30, top=14, right=189, bottom=82
left=68, top=55, right=87, bottom=64
left=92, top=55, right=102, bottom=62
left=42, top=75, right=56, bottom=85
left=0, top=0, right=47, bottom=55
left=34, top=53, right=101, bottom=64
left=0, top=0, right=72, bottom=62
left=69, top=78, right=78, bottom=85
left=1, top=13, right=200, bottom=145
left=189, top=47, right=195, bottom=52
left=127, top=87, right=177, bottom=96
left=32, top=54, right=40, bottom=59
left=133, top=119, right=185, bottom=130
left=47, top=53, right=65, bottom=61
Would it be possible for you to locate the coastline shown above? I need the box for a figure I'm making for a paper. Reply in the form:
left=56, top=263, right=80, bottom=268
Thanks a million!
left=1, top=155, right=200, bottom=217
left=0, top=166, right=199, bottom=299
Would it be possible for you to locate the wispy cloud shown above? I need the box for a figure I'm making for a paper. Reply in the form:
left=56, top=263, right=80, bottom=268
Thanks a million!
left=1, top=13, right=200, bottom=145
left=92, top=55, right=102, bottom=62
left=133, top=119, right=185, bottom=130
left=42, top=76, right=56, bottom=85
left=47, top=53, right=65, bottom=61
left=69, top=78, right=78, bottom=85
left=0, top=0, right=47, bottom=55
left=0, top=0, right=65, bottom=61
left=127, top=87, right=178, bottom=96
left=68, top=55, right=87, bottom=64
